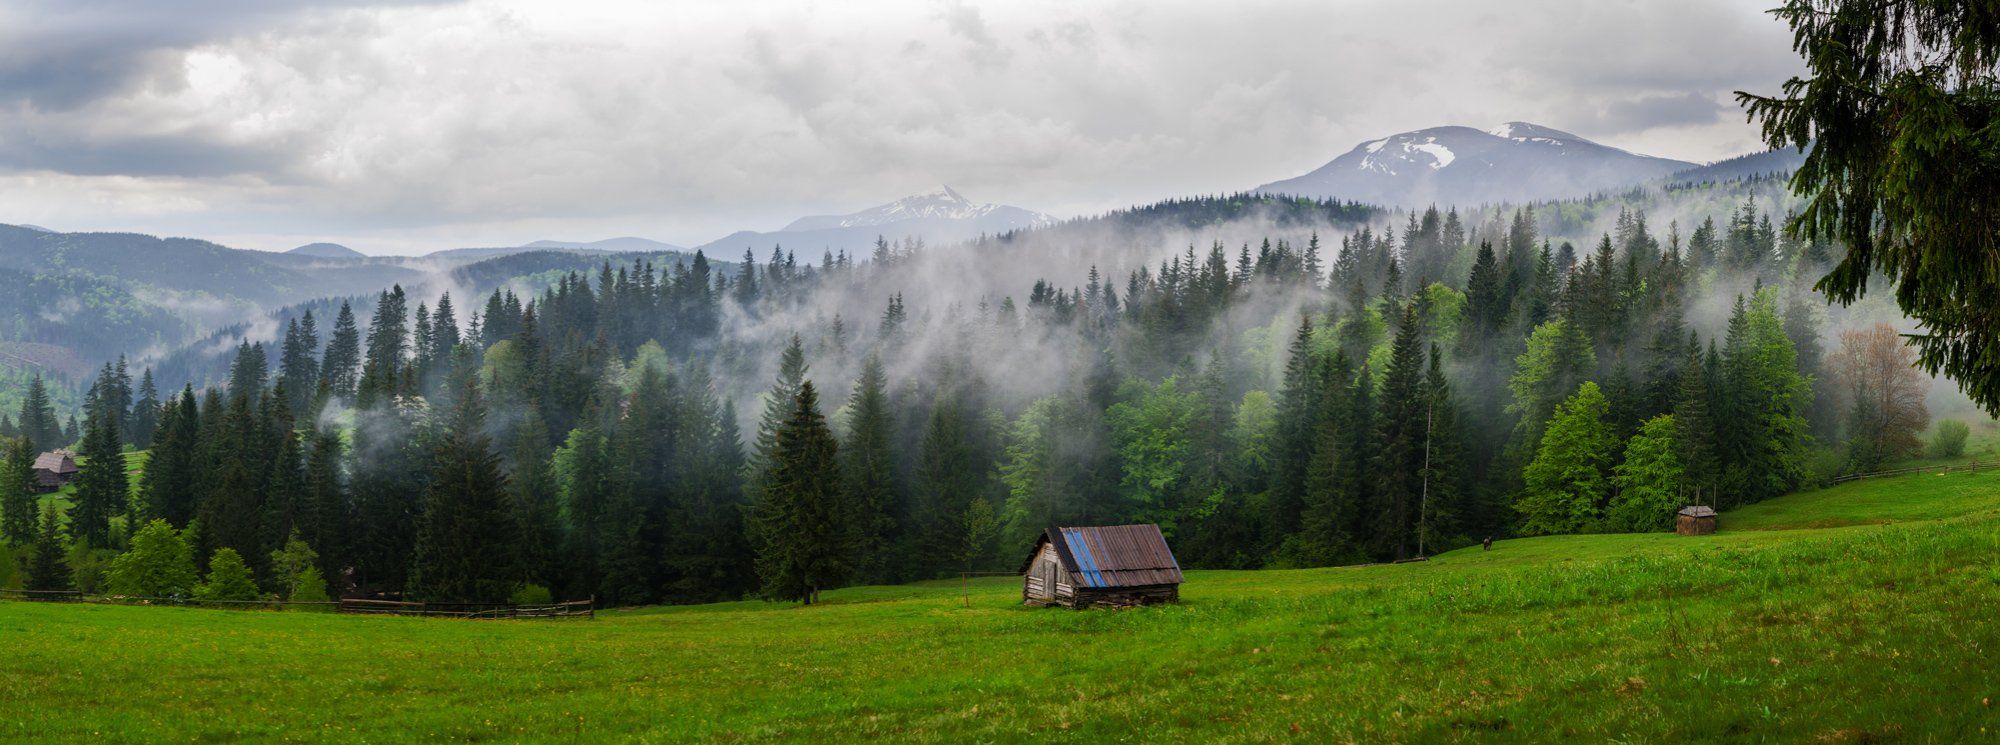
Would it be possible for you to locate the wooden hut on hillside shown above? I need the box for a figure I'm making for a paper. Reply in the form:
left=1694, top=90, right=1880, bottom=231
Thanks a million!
left=1020, top=524, right=1183, bottom=608
left=31, top=450, right=77, bottom=493
left=1676, top=506, right=1718, bottom=536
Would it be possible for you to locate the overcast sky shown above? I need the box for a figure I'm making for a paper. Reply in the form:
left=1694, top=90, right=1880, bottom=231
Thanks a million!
left=0, top=0, right=1803, bottom=255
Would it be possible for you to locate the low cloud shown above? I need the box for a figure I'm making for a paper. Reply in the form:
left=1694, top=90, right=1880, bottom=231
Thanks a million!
left=1588, top=92, right=1730, bottom=136
left=0, top=0, right=1804, bottom=254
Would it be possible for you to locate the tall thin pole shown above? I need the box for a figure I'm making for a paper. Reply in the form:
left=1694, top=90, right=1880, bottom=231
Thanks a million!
left=1418, top=400, right=1432, bottom=558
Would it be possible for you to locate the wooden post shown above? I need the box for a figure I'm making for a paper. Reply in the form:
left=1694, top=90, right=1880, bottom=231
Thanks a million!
left=1418, top=401, right=1432, bottom=559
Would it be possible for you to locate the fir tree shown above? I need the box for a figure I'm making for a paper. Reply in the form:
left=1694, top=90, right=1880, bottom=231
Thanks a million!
left=141, top=387, right=200, bottom=527
left=17, top=375, right=59, bottom=450
left=70, top=402, right=126, bottom=549
left=1674, top=334, right=1720, bottom=503
left=749, top=381, right=845, bottom=604
left=1295, top=351, right=1358, bottom=567
left=128, top=368, right=161, bottom=449
left=0, top=437, right=35, bottom=545
left=226, top=341, right=269, bottom=404
left=839, top=354, right=899, bottom=584
left=321, top=301, right=362, bottom=400
left=1369, top=300, right=1429, bottom=560
left=300, top=427, right=347, bottom=587
left=1266, top=314, right=1320, bottom=552
left=25, top=505, right=72, bottom=593
left=278, top=313, right=321, bottom=417
left=1417, top=345, right=1466, bottom=551
left=507, top=406, right=562, bottom=589
left=357, top=286, right=409, bottom=409
left=408, top=373, right=518, bottom=604
left=259, top=412, right=306, bottom=565
left=909, top=396, right=991, bottom=578
left=744, top=335, right=808, bottom=506
left=1506, top=318, right=1597, bottom=462
left=554, top=414, right=613, bottom=601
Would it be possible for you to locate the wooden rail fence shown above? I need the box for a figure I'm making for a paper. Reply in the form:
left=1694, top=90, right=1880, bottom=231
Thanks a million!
left=1829, top=460, right=2000, bottom=485
left=0, top=589, right=594, bottom=619
left=339, top=597, right=595, bottom=619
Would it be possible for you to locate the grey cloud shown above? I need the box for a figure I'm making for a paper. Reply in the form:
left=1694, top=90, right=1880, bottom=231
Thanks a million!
left=1587, top=92, right=1729, bottom=135
left=936, top=0, right=1012, bottom=68
left=0, top=0, right=1808, bottom=254
left=1489, top=1, right=1798, bottom=95
left=0, top=1, right=463, bottom=179
left=0, top=0, right=460, bottom=110
left=0, top=130, right=291, bottom=178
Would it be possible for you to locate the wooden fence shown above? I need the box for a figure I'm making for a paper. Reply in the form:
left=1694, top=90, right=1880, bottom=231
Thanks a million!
left=338, top=597, right=594, bottom=619
left=0, top=589, right=84, bottom=602
left=0, top=589, right=593, bottom=619
left=1829, top=460, right=2000, bottom=485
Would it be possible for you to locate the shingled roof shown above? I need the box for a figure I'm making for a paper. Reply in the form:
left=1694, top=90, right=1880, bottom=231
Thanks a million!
left=32, top=450, right=76, bottom=474
left=1023, top=524, right=1183, bottom=588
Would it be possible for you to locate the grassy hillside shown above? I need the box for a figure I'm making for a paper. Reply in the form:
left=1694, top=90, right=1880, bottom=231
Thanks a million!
left=31, top=449, right=148, bottom=524
left=2, top=470, right=1997, bottom=741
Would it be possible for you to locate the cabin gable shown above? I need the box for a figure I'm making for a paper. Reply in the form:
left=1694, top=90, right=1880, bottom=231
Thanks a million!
left=1019, top=524, right=1181, bottom=609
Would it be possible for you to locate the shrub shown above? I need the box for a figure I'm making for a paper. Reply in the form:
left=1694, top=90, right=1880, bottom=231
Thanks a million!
left=1802, top=447, right=1847, bottom=489
left=0, top=543, right=16, bottom=590
left=66, top=544, right=117, bottom=595
left=195, top=548, right=261, bottom=603
left=511, top=583, right=553, bottom=606
left=1932, top=420, right=1971, bottom=458
left=287, top=567, right=332, bottom=610
left=105, top=519, right=197, bottom=598
left=268, top=531, right=320, bottom=601
left=1608, top=415, right=1684, bottom=532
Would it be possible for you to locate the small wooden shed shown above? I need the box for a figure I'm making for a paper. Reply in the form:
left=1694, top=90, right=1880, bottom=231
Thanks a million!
left=1676, top=505, right=1718, bottom=536
left=31, top=450, right=77, bottom=493
left=1021, top=524, right=1183, bottom=609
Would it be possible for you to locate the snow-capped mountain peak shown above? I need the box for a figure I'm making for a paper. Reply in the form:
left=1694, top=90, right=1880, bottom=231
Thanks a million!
left=1486, top=121, right=1582, bottom=145
left=1358, top=134, right=1457, bottom=175
left=783, top=187, right=1055, bottom=231
left=1256, top=122, right=1696, bottom=207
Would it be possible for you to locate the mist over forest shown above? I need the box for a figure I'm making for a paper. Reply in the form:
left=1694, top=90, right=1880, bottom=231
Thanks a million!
left=4, top=166, right=1976, bottom=609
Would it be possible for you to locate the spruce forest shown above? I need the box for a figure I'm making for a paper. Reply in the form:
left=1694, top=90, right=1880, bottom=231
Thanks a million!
left=3, top=183, right=1933, bottom=607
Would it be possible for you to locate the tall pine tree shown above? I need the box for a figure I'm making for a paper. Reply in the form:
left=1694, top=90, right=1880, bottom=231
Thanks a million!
left=749, top=381, right=845, bottom=604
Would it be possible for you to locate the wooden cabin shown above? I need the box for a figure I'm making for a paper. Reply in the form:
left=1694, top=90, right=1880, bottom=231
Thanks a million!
left=1020, top=524, right=1183, bottom=609
left=31, top=450, right=77, bottom=493
left=1676, top=505, right=1718, bottom=536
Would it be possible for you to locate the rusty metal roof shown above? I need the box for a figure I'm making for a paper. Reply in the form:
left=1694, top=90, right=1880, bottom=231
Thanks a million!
left=1026, top=524, right=1183, bottom=588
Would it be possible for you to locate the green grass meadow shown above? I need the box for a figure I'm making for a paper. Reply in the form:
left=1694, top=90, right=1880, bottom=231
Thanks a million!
left=4, top=469, right=2000, bottom=741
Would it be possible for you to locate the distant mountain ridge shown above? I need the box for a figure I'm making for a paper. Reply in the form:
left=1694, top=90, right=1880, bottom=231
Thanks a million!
left=695, top=186, right=1056, bottom=256
left=782, top=186, right=1052, bottom=231
left=522, top=236, right=685, bottom=252
left=1256, top=122, right=1697, bottom=208
left=1668, top=148, right=1808, bottom=185
left=287, top=242, right=367, bottom=259
left=0, top=224, right=640, bottom=375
